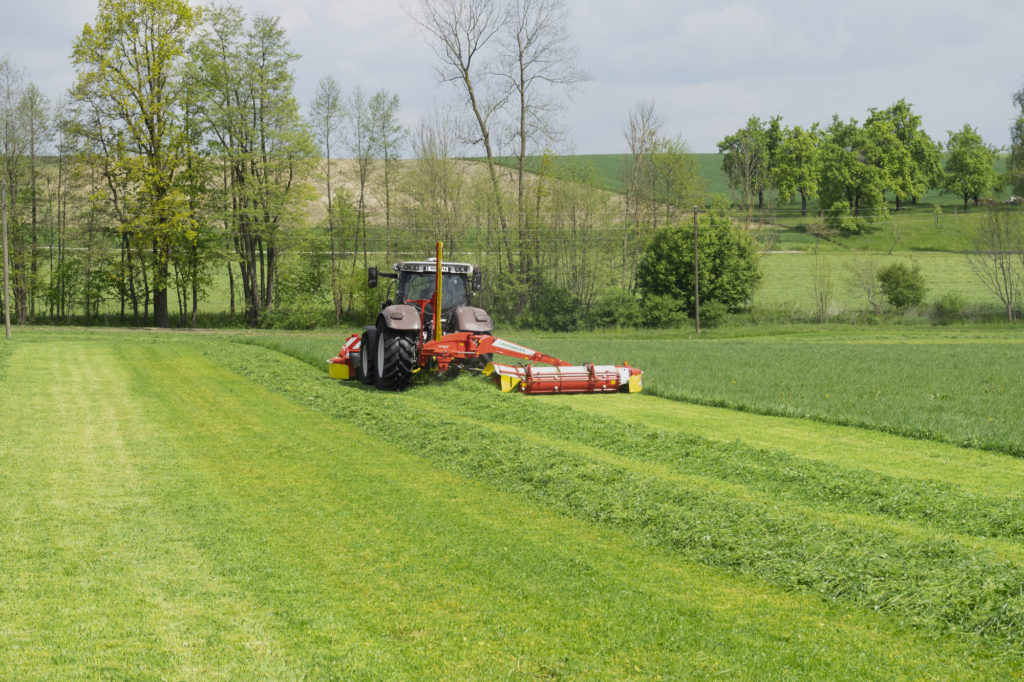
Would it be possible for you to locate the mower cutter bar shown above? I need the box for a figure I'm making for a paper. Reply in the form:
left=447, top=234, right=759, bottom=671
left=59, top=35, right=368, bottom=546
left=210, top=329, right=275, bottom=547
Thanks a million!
left=485, top=361, right=642, bottom=395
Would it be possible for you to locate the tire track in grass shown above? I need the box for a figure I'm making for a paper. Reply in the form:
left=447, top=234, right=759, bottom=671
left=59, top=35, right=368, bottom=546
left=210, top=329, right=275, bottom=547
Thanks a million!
left=109, top=340, right=1024, bottom=678
left=210, top=341, right=1024, bottom=655
left=0, top=339, right=297, bottom=679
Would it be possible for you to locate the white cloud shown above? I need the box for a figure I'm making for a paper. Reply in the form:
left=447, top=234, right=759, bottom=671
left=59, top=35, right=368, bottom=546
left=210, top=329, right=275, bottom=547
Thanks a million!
left=2, top=0, right=1023, bottom=152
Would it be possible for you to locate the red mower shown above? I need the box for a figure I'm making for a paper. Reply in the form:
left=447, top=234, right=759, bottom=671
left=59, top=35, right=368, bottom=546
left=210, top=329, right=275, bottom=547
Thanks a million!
left=328, top=242, right=643, bottom=395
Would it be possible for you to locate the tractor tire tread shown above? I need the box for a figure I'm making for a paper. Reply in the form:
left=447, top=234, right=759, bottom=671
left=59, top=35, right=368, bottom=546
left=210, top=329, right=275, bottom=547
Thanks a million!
left=375, top=328, right=417, bottom=391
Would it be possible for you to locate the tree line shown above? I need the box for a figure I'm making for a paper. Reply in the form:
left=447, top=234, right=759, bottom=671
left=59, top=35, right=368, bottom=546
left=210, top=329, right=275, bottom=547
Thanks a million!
left=718, top=99, right=1005, bottom=230
left=3, top=0, right=1024, bottom=330
left=0, top=0, right=717, bottom=329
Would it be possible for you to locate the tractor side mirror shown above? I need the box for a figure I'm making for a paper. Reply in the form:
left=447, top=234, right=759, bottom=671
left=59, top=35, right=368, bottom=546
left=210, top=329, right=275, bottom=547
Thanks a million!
left=472, top=269, right=483, bottom=292
left=367, top=267, right=378, bottom=289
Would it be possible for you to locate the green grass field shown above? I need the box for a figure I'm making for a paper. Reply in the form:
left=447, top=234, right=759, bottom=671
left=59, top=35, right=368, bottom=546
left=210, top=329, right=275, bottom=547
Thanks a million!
left=3, top=325, right=1024, bottom=677
left=755, top=250, right=992, bottom=311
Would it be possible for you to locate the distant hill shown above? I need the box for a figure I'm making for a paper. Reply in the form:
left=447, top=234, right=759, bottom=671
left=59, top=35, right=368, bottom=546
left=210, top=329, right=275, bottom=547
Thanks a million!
left=480, top=153, right=1011, bottom=209
left=484, top=153, right=731, bottom=197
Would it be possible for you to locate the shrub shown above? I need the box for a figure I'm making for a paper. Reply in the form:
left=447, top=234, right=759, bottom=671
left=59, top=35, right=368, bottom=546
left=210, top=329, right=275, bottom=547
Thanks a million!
left=523, top=280, right=581, bottom=332
left=932, top=291, right=967, bottom=324
left=584, top=287, right=642, bottom=329
left=641, top=294, right=686, bottom=328
left=878, top=262, right=927, bottom=311
left=697, top=299, right=728, bottom=327
left=824, top=201, right=857, bottom=235
left=637, top=207, right=761, bottom=316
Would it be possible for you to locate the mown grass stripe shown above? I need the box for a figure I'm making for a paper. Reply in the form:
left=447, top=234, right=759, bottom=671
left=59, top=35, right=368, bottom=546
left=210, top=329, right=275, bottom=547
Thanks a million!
left=105, top=338, right=1015, bottom=679
left=213, top=339, right=1024, bottom=654
left=0, top=340, right=293, bottom=678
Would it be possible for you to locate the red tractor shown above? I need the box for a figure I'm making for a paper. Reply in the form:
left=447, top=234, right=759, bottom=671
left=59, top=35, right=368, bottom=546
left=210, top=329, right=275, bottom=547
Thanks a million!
left=329, top=243, right=643, bottom=395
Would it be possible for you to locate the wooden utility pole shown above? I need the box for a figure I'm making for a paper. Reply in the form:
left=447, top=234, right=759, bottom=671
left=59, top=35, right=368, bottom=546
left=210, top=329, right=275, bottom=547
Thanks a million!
left=693, top=206, right=700, bottom=334
left=2, top=179, right=11, bottom=339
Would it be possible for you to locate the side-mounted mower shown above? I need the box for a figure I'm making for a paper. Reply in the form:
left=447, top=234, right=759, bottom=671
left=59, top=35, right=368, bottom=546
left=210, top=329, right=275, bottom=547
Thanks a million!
left=328, top=242, right=643, bottom=395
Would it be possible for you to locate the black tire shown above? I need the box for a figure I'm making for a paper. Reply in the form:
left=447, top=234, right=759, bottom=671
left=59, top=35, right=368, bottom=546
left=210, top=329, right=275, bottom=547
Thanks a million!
left=360, top=326, right=378, bottom=386
left=375, top=326, right=417, bottom=391
left=462, top=352, right=492, bottom=371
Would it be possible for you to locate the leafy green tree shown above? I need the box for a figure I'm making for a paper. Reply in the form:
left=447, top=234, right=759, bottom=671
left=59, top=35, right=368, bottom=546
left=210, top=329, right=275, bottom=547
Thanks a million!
left=71, top=0, right=201, bottom=327
left=817, top=116, right=888, bottom=233
left=866, top=100, right=941, bottom=208
left=718, top=116, right=771, bottom=210
left=878, top=261, right=926, bottom=311
left=1007, top=84, right=1024, bottom=197
left=944, top=124, right=998, bottom=211
left=773, top=123, right=820, bottom=216
left=636, top=208, right=761, bottom=317
left=189, top=5, right=316, bottom=326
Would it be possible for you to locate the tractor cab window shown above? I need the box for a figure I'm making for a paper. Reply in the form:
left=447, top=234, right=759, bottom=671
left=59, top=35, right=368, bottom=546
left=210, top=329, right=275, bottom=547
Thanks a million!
left=400, top=272, right=470, bottom=310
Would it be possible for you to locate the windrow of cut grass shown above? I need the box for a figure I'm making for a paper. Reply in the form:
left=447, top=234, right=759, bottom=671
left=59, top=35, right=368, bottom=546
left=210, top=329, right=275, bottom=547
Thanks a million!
left=215, top=336, right=1024, bottom=655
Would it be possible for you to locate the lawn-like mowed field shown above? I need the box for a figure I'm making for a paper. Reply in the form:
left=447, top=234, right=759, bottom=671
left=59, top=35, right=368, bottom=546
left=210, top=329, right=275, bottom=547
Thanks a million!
left=4, top=326, right=1024, bottom=678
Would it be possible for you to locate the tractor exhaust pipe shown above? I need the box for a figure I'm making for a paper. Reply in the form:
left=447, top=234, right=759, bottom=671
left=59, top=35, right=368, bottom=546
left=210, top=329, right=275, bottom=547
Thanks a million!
left=435, top=241, right=443, bottom=342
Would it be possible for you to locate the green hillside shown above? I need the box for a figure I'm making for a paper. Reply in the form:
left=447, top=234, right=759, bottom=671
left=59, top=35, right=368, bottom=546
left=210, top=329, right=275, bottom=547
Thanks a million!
left=485, top=154, right=1010, bottom=209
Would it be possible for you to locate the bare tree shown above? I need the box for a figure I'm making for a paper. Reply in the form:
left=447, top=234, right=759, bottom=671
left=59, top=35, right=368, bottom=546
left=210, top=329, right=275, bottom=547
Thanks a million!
left=347, top=86, right=376, bottom=267
left=405, top=103, right=466, bottom=249
left=310, top=75, right=346, bottom=322
left=620, top=101, right=661, bottom=285
left=844, top=255, right=883, bottom=313
left=967, top=208, right=1023, bottom=321
left=369, top=89, right=406, bottom=261
left=410, top=0, right=514, bottom=270
left=498, top=0, right=587, bottom=265
left=812, top=250, right=833, bottom=322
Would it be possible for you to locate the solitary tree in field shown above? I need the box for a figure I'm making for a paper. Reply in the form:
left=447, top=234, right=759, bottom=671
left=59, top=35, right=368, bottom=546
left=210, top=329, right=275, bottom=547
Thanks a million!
left=944, top=125, right=998, bottom=211
left=71, top=0, right=200, bottom=328
left=637, top=208, right=761, bottom=317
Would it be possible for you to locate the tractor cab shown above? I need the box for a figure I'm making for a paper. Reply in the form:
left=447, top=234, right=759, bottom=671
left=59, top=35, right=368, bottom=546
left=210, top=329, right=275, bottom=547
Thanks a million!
left=397, top=267, right=471, bottom=311
left=368, top=258, right=487, bottom=338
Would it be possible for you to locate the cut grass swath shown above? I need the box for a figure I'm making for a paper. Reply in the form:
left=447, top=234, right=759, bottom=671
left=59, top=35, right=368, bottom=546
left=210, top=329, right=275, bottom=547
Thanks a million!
left=214, top=338, right=1024, bottom=654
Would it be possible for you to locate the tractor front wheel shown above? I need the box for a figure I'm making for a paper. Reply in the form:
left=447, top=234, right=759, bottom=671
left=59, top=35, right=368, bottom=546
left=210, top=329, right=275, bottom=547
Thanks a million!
left=375, top=326, right=417, bottom=391
left=359, top=326, right=378, bottom=386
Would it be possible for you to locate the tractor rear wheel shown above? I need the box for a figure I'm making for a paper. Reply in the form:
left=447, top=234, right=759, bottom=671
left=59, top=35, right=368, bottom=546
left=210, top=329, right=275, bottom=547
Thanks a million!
left=360, top=326, right=378, bottom=386
left=375, top=326, right=417, bottom=391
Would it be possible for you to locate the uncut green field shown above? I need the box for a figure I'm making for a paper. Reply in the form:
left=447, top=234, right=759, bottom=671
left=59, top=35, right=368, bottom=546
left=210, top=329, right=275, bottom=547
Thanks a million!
left=755, top=251, right=992, bottom=311
left=3, top=326, right=1024, bottom=677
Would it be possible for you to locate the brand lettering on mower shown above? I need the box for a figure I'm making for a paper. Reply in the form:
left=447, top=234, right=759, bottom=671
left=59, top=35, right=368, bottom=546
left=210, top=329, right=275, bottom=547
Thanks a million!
left=492, top=339, right=536, bottom=356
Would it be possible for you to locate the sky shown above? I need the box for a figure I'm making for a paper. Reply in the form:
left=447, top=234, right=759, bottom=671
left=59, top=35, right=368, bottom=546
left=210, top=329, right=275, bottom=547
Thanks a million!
left=2, top=0, right=1023, bottom=153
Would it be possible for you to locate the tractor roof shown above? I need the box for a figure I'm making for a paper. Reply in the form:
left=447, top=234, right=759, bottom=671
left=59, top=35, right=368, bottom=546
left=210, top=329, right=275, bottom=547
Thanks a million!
left=393, top=259, right=474, bottom=275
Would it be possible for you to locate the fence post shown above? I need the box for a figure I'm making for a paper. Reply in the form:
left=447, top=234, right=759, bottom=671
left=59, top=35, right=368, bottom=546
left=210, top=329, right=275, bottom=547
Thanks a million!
left=693, top=206, right=700, bottom=334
